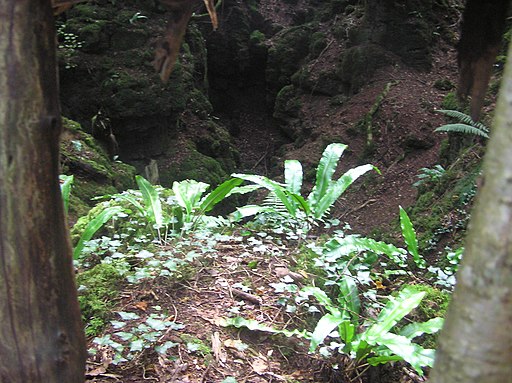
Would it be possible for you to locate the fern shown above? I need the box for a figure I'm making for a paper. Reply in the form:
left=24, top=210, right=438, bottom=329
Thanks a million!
left=262, top=193, right=289, bottom=214
left=435, top=109, right=489, bottom=138
left=435, top=124, right=489, bottom=138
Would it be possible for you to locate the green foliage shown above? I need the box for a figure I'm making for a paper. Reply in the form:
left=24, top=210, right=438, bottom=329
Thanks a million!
left=435, top=109, right=489, bottom=138
left=180, top=334, right=212, bottom=357
left=399, top=206, right=425, bottom=268
left=73, top=206, right=125, bottom=259
left=249, top=30, right=266, bottom=44
left=136, top=175, right=165, bottom=229
left=77, top=262, right=127, bottom=337
left=409, top=146, right=481, bottom=253
left=440, top=92, right=459, bottom=110
left=303, top=285, right=441, bottom=375
left=413, top=165, right=446, bottom=188
left=232, top=143, right=375, bottom=233
left=222, top=207, right=438, bottom=377
left=91, top=311, right=183, bottom=364
left=72, top=176, right=243, bottom=253
left=59, top=174, right=74, bottom=215
left=56, top=22, right=83, bottom=69
left=70, top=145, right=453, bottom=379
left=428, top=247, right=464, bottom=289
left=413, top=285, right=450, bottom=320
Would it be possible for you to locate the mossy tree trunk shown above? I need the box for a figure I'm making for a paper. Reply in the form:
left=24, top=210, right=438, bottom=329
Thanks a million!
left=429, top=43, right=512, bottom=383
left=0, top=1, right=86, bottom=381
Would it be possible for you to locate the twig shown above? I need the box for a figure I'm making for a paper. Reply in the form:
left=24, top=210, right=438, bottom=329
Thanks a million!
left=230, top=287, right=262, bottom=305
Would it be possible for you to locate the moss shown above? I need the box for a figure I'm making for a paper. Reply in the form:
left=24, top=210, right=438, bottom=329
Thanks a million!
left=70, top=201, right=112, bottom=245
left=440, top=92, right=460, bottom=110
left=250, top=30, right=266, bottom=44
left=74, top=20, right=109, bottom=52
left=266, top=25, right=314, bottom=90
left=309, top=32, right=327, bottom=58
left=160, top=149, right=229, bottom=187
left=187, top=88, right=214, bottom=118
left=415, top=285, right=450, bottom=319
left=434, top=78, right=454, bottom=91
left=408, top=146, right=482, bottom=252
left=179, top=334, right=212, bottom=357
left=61, top=117, right=136, bottom=219
left=408, top=284, right=450, bottom=348
left=273, top=85, right=302, bottom=121
left=73, top=179, right=118, bottom=206
left=68, top=193, right=91, bottom=219
left=335, top=44, right=391, bottom=94
left=77, top=262, right=127, bottom=337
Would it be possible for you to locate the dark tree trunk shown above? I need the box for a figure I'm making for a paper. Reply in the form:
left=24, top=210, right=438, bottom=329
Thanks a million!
left=430, top=42, right=512, bottom=383
left=0, top=1, right=86, bottom=382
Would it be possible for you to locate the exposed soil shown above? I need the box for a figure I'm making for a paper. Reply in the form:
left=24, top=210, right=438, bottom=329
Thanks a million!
left=284, top=51, right=458, bottom=236
left=85, top=232, right=427, bottom=383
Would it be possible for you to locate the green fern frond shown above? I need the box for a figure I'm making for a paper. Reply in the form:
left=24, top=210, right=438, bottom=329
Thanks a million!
left=434, top=124, right=489, bottom=138
left=436, top=109, right=474, bottom=124
left=263, top=193, right=288, bottom=213
left=435, top=109, right=489, bottom=138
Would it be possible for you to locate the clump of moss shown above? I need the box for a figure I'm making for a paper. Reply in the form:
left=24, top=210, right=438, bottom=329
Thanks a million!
left=440, top=92, right=460, bottom=110
left=159, top=148, right=229, bottom=187
left=415, top=284, right=450, bottom=319
left=309, top=32, right=327, bottom=58
left=60, top=117, right=137, bottom=220
left=434, top=78, right=454, bottom=91
left=408, top=284, right=450, bottom=348
left=266, top=25, right=314, bottom=90
left=77, top=262, right=127, bottom=337
left=250, top=30, right=266, bottom=44
left=408, top=146, right=482, bottom=252
left=273, top=85, right=302, bottom=121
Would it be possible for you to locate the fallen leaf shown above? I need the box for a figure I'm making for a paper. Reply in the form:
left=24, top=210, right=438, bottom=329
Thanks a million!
left=134, top=301, right=148, bottom=311
left=251, top=358, right=268, bottom=374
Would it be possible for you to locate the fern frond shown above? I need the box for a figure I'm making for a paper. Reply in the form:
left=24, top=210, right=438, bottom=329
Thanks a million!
left=436, top=109, right=474, bottom=124
left=263, top=193, right=288, bottom=213
left=435, top=109, right=489, bottom=134
left=434, top=124, right=489, bottom=138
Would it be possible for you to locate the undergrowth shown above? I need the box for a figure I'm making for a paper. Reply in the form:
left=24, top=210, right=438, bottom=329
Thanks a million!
left=68, top=143, right=462, bottom=381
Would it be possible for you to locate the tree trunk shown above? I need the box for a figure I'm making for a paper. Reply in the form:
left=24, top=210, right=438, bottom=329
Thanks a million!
left=0, top=1, right=86, bottom=382
left=429, top=43, right=512, bottom=383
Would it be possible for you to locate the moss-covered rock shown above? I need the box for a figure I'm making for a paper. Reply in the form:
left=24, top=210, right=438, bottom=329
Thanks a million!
left=159, top=146, right=230, bottom=187
left=409, top=284, right=450, bottom=348
left=266, top=25, right=314, bottom=91
left=273, top=85, right=302, bottom=121
left=292, top=67, right=344, bottom=96
left=58, top=3, right=239, bottom=188
left=77, top=262, right=128, bottom=337
left=407, top=146, right=483, bottom=252
left=60, top=118, right=137, bottom=220
left=335, top=44, right=391, bottom=94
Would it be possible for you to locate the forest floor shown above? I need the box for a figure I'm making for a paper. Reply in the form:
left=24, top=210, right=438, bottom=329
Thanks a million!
left=83, top=46, right=476, bottom=383
left=80, top=1, right=501, bottom=382
left=85, top=229, right=429, bottom=383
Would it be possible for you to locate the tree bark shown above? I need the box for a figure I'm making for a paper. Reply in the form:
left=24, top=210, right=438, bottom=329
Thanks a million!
left=430, top=43, right=512, bottom=383
left=0, top=1, right=86, bottom=382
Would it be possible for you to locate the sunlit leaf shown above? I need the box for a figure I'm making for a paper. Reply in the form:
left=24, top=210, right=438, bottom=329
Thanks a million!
left=399, top=206, right=425, bottom=268
left=73, top=206, right=124, bottom=259
left=309, top=313, right=345, bottom=352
